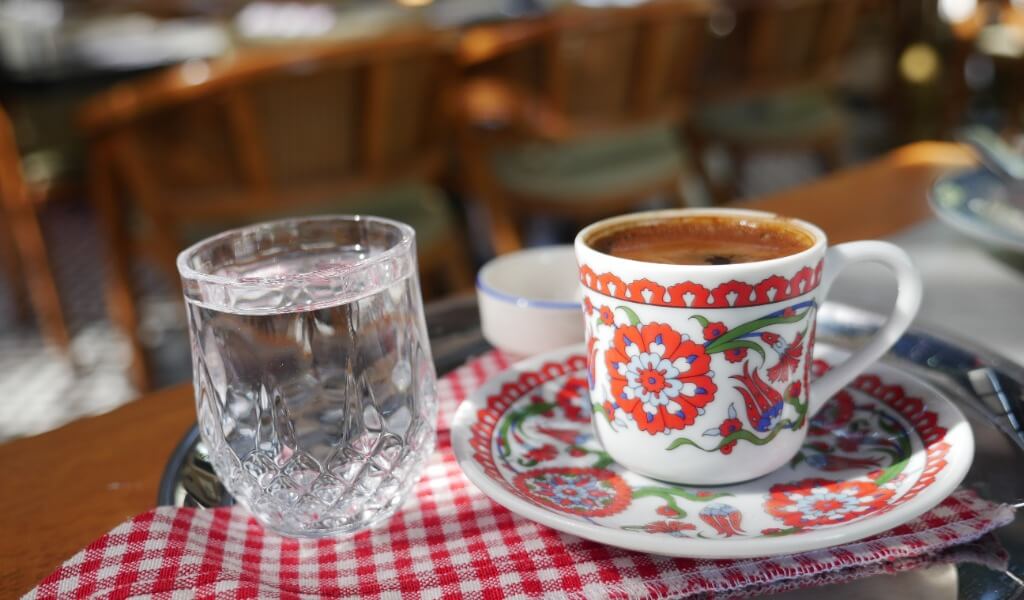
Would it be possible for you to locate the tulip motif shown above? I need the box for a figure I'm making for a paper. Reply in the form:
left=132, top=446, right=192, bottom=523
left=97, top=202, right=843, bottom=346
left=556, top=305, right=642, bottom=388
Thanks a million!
left=699, top=503, right=744, bottom=537
left=732, top=363, right=784, bottom=432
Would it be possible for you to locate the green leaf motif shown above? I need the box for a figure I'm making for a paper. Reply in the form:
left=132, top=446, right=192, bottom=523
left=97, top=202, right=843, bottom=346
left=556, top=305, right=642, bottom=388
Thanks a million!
left=873, top=455, right=909, bottom=486
left=690, top=315, right=710, bottom=328
left=497, top=402, right=556, bottom=457
left=632, top=485, right=730, bottom=504
left=708, top=339, right=766, bottom=361
left=763, top=527, right=803, bottom=537
left=705, top=309, right=811, bottom=353
left=666, top=420, right=798, bottom=452
left=616, top=306, right=642, bottom=326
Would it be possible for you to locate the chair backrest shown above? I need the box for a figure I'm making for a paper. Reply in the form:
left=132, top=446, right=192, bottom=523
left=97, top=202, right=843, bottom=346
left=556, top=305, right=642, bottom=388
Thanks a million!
left=701, top=0, right=864, bottom=96
left=460, top=1, right=714, bottom=137
left=80, top=30, right=456, bottom=221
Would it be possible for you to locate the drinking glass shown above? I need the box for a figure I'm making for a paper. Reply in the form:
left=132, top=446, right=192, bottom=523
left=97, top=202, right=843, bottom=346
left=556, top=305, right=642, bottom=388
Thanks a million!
left=177, top=215, right=437, bottom=537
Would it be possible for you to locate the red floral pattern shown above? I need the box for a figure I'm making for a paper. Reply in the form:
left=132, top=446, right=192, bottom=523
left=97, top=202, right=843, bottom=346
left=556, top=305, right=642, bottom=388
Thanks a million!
left=732, top=363, right=784, bottom=433
left=764, top=330, right=806, bottom=383
left=604, top=322, right=717, bottom=434
left=523, top=444, right=558, bottom=463
left=468, top=355, right=587, bottom=484
left=466, top=354, right=957, bottom=539
left=578, top=260, right=823, bottom=308
left=642, top=521, right=697, bottom=536
left=724, top=347, right=747, bottom=363
left=555, top=377, right=590, bottom=423
left=513, top=467, right=631, bottom=517
left=699, top=504, right=745, bottom=537
left=703, top=321, right=727, bottom=341
left=765, top=478, right=896, bottom=528
left=717, top=416, right=743, bottom=455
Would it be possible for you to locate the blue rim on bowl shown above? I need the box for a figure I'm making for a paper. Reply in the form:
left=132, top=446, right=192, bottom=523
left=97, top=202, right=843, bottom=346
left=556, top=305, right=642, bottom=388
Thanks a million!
left=476, top=246, right=581, bottom=311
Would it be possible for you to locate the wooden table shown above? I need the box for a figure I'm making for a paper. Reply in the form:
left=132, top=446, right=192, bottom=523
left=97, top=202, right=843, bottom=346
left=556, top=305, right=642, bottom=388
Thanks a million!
left=0, top=141, right=976, bottom=597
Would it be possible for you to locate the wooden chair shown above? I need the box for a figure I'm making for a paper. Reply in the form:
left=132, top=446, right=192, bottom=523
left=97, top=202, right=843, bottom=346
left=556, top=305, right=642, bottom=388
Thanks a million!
left=685, top=0, right=865, bottom=204
left=456, top=2, right=713, bottom=254
left=0, top=105, right=70, bottom=350
left=79, top=31, right=473, bottom=390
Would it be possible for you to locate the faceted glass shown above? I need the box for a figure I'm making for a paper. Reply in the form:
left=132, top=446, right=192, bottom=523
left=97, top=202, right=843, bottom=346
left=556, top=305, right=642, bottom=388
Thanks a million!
left=177, top=216, right=437, bottom=537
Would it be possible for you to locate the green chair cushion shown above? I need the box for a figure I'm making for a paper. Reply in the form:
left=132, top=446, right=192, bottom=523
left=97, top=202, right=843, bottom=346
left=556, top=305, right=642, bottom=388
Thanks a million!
left=491, top=124, right=684, bottom=201
left=693, top=88, right=845, bottom=144
left=178, top=182, right=457, bottom=251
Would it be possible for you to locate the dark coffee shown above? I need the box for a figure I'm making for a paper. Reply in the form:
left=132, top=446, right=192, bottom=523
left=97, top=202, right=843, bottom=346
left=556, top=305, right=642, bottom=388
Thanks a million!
left=588, top=215, right=814, bottom=265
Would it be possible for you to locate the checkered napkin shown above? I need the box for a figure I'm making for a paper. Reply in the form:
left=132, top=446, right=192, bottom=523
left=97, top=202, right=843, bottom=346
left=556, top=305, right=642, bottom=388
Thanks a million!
left=28, top=351, right=1016, bottom=600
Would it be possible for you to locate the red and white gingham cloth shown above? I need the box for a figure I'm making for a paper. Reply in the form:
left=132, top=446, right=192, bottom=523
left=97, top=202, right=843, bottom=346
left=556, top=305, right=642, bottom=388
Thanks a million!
left=29, top=351, right=1015, bottom=599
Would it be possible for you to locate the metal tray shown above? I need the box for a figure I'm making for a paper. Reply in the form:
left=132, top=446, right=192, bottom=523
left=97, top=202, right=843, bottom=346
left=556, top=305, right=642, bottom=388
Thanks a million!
left=158, top=298, right=1024, bottom=598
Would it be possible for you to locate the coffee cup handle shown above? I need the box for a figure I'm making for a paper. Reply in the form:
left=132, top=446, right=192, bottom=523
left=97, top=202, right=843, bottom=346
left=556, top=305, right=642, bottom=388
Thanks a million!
left=807, top=241, right=923, bottom=416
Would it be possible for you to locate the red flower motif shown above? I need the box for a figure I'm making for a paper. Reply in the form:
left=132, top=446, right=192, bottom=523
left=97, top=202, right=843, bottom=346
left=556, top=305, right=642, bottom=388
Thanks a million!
left=732, top=364, right=784, bottom=432
left=643, top=520, right=697, bottom=536
left=599, top=305, right=615, bottom=326
left=702, top=321, right=727, bottom=341
left=604, top=322, right=717, bottom=435
left=699, top=504, right=744, bottom=537
left=724, top=347, right=747, bottom=363
left=584, top=296, right=594, bottom=315
left=523, top=444, right=558, bottom=463
left=718, top=416, right=743, bottom=454
left=656, top=505, right=681, bottom=517
left=568, top=447, right=587, bottom=457
left=766, top=330, right=805, bottom=383
left=765, top=478, right=896, bottom=529
left=554, top=377, right=589, bottom=423
left=514, top=468, right=631, bottom=517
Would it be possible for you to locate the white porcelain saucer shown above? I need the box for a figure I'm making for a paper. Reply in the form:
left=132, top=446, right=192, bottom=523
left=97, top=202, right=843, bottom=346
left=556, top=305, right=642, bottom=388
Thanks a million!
left=451, top=343, right=974, bottom=558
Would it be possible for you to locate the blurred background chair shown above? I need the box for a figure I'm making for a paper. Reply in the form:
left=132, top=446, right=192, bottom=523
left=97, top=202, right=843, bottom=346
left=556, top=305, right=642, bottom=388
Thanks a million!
left=686, top=0, right=866, bottom=204
left=0, top=104, right=69, bottom=350
left=455, top=2, right=713, bottom=254
left=79, top=31, right=473, bottom=390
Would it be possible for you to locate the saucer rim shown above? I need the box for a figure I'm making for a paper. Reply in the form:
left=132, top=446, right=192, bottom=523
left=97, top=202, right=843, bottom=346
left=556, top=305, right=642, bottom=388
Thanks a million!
left=928, top=168, right=1024, bottom=253
left=451, top=342, right=975, bottom=559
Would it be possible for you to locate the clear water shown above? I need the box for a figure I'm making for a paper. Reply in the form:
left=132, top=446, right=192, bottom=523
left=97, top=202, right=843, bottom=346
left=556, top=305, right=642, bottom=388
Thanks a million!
left=186, top=248, right=436, bottom=537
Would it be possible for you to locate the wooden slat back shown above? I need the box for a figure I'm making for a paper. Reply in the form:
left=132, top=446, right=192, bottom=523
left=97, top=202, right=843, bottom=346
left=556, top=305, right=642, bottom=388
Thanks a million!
left=81, top=30, right=454, bottom=219
left=470, top=2, right=713, bottom=135
left=709, top=0, right=864, bottom=94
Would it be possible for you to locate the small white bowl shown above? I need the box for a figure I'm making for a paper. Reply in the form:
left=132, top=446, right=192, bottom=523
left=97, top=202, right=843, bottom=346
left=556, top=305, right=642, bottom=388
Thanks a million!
left=476, top=245, right=584, bottom=356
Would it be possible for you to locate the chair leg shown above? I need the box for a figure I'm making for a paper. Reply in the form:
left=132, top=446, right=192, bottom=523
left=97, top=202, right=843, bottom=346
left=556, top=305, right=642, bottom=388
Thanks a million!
left=815, top=135, right=844, bottom=173
left=679, top=127, right=734, bottom=206
left=8, top=200, right=70, bottom=349
left=0, top=227, right=31, bottom=321
left=487, top=208, right=523, bottom=255
left=90, top=148, right=150, bottom=390
left=455, top=127, right=524, bottom=255
left=443, top=231, right=475, bottom=293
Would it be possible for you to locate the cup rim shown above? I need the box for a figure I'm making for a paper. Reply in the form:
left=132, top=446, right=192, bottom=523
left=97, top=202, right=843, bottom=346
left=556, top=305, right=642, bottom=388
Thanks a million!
left=476, top=245, right=581, bottom=311
left=176, top=214, right=415, bottom=289
left=574, top=208, right=827, bottom=271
